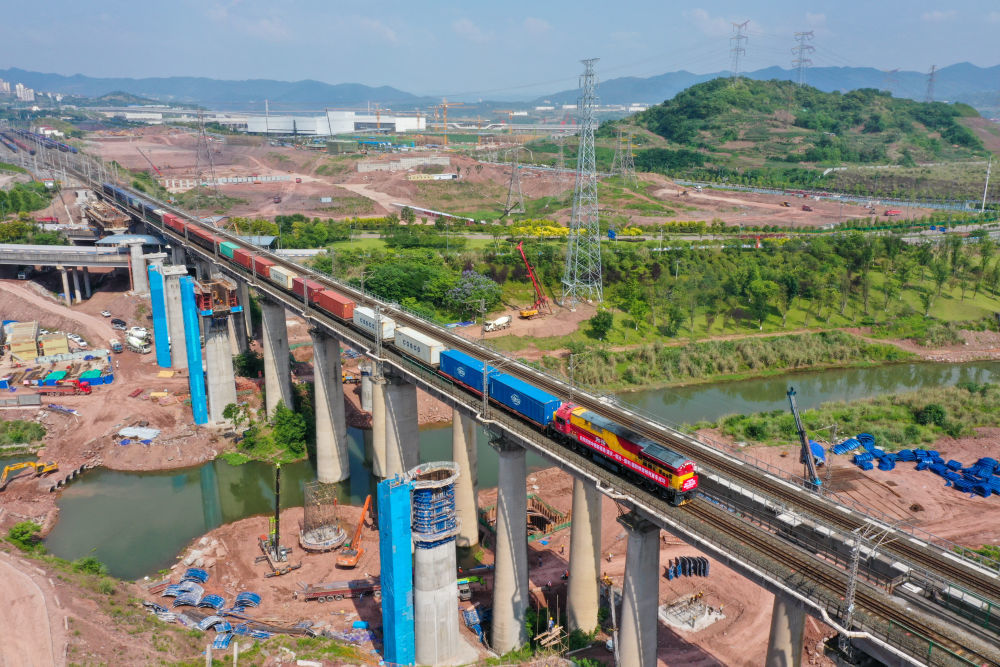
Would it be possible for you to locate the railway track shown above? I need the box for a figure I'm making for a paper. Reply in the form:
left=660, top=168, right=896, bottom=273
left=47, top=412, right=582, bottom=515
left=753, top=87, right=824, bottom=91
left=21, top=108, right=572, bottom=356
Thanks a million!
left=73, top=164, right=1000, bottom=611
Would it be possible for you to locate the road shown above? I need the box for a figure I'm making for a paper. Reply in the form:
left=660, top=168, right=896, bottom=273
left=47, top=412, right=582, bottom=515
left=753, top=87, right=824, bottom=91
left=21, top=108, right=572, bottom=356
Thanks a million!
left=0, top=551, right=65, bottom=667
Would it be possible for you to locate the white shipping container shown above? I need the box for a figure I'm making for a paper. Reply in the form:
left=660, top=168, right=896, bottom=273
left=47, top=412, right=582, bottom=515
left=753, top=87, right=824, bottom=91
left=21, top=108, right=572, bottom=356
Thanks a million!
left=353, top=306, right=395, bottom=340
left=394, top=326, right=445, bottom=366
left=269, top=265, right=297, bottom=289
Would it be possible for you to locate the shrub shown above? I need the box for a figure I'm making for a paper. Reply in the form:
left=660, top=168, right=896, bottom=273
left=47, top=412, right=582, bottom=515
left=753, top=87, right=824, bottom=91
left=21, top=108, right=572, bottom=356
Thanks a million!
left=7, top=521, right=44, bottom=552
left=73, top=556, right=108, bottom=576
left=915, top=403, right=947, bottom=426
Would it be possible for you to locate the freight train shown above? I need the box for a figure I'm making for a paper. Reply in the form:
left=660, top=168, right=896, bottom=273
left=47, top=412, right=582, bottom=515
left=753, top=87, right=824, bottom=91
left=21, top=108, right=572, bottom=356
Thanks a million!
left=99, top=182, right=700, bottom=505
left=11, top=128, right=77, bottom=153
left=0, top=131, right=34, bottom=155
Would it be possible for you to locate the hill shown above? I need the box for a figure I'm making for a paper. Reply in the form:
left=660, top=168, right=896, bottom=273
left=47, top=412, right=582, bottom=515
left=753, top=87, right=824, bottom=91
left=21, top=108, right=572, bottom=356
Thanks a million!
left=538, top=62, right=1000, bottom=116
left=0, top=67, right=424, bottom=110
left=626, top=78, right=985, bottom=172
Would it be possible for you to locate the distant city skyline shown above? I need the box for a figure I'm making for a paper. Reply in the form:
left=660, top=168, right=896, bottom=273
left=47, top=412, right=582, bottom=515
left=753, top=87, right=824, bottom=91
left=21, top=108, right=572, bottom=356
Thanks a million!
left=3, top=0, right=998, bottom=99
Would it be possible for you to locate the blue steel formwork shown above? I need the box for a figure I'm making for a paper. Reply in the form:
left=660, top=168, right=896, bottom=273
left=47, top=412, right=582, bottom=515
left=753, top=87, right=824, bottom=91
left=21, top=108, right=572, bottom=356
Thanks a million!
left=179, top=276, right=208, bottom=424
left=378, top=475, right=415, bottom=666
left=147, top=266, right=171, bottom=368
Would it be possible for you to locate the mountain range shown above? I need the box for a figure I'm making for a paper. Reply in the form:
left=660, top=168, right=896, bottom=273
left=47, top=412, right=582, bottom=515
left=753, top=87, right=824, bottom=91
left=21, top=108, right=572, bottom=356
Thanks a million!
left=2, top=62, right=998, bottom=114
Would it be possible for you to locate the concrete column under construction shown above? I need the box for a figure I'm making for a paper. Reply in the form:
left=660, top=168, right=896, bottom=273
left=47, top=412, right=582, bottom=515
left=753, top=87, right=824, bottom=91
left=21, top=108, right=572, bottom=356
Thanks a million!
left=170, top=245, right=185, bottom=266
left=360, top=360, right=373, bottom=412
left=618, top=512, right=660, bottom=667
left=204, top=319, right=238, bottom=424
left=145, top=252, right=167, bottom=271
left=766, top=594, right=805, bottom=667
left=311, top=329, right=349, bottom=483
left=491, top=437, right=529, bottom=654
left=71, top=268, right=82, bottom=304
left=567, top=477, right=602, bottom=633
left=82, top=267, right=91, bottom=298
left=260, top=297, right=293, bottom=416
left=162, top=266, right=189, bottom=370
left=59, top=267, right=71, bottom=307
left=370, top=375, right=387, bottom=477
left=237, top=279, right=252, bottom=338
left=383, top=373, right=419, bottom=478
left=126, top=240, right=148, bottom=295
left=451, top=408, right=479, bottom=548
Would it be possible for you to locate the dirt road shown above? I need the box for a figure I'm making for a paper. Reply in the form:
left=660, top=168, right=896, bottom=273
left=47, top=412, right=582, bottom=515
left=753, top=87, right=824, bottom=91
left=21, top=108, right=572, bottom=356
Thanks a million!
left=339, top=181, right=412, bottom=212
left=0, top=551, right=65, bottom=667
left=0, top=280, right=117, bottom=345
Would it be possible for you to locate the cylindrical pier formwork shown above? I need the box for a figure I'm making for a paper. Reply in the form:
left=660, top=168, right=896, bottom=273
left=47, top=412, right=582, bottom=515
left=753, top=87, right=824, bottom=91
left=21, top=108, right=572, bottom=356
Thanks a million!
left=360, top=359, right=373, bottom=412
left=409, top=461, right=461, bottom=666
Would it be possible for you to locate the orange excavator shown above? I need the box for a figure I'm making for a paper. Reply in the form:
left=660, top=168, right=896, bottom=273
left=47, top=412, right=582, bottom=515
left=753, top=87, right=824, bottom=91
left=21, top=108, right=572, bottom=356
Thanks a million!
left=336, top=494, right=372, bottom=568
left=517, top=241, right=551, bottom=319
left=0, top=461, right=58, bottom=491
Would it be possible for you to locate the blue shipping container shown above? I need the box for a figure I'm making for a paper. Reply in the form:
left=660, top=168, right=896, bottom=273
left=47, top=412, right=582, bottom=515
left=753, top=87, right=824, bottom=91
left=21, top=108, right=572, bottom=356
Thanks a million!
left=439, top=349, right=497, bottom=393
left=488, top=372, right=561, bottom=426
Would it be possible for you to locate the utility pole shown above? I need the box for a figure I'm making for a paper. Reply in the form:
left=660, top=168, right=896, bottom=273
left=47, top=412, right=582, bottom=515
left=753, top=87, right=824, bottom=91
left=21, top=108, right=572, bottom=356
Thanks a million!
left=791, top=31, right=815, bottom=86
left=729, top=21, right=750, bottom=81
left=925, top=64, right=937, bottom=103
left=505, top=147, right=525, bottom=215
left=561, top=58, right=603, bottom=307
left=981, top=156, right=992, bottom=214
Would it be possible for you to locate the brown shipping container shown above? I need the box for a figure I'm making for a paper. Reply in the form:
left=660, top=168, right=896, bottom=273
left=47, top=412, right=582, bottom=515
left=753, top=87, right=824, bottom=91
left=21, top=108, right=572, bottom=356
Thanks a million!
left=232, top=248, right=253, bottom=270
left=292, top=277, right=324, bottom=301
left=314, top=289, right=355, bottom=320
left=253, top=256, right=275, bottom=278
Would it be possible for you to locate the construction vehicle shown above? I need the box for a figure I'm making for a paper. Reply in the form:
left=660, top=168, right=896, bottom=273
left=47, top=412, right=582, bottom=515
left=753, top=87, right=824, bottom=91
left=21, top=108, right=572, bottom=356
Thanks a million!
left=781, top=201, right=791, bottom=207
left=516, top=241, right=551, bottom=319
left=457, top=575, right=486, bottom=601
left=36, top=380, right=92, bottom=396
left=801, top=205, right=813, bottom=212
left=787, top=387, right=822, bottom=490
left=885, top=209, right=902, bottom=216
left=336, top=494, right=371, bottom=568
left=300, top=577, right=381, bottom=602
left=0, top=461, right=58, bottom=491
left=110, top=339, right=123, bottom=353
left=273, top=195, right=282, bottom=204
left=126, top=335, right=151, bottom=354
left=483, top=315, right=512, bottom=332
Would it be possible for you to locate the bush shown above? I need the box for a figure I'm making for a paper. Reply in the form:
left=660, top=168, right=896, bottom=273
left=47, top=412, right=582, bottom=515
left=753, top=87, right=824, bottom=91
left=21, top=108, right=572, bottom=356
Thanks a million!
left=915, top=403, right=947, bottom=426
left=7, top=521, right=44, bottom=552
left=73, top=556, right=108, bottom=576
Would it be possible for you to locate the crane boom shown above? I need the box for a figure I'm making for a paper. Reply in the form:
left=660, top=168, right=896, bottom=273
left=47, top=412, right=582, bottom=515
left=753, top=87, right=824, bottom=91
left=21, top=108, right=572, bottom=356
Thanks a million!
left=517, top=241, right=550, bottom=318
left=788, top=387, right=821, bottom=490
left=336, top=494, right=372, bottom=568
left=136, top=147, right=163, bottom=177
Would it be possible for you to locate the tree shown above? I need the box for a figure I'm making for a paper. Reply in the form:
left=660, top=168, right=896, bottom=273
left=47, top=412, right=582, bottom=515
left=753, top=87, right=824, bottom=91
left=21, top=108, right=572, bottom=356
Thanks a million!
left=747, top=279, right=779, bottom=330
left=442, top=271, right=503, bottom=316
left=7, top=521, right=43, bottom=552
left=271, top=401, right=307, bottom=455
left=400, top=206, right=416, bottom=225
left=931, top=260, right=950, bottom=296
left=589, top=310, right=614, bottom=340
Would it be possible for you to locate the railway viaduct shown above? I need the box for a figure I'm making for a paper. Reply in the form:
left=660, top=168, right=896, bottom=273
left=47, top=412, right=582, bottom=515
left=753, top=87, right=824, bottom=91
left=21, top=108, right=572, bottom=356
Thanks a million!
left=14, top=148, right=1000, bottom=667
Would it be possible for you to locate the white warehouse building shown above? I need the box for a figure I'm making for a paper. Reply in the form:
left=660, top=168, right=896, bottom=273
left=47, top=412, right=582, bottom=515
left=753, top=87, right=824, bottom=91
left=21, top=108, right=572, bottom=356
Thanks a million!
left=244, top=110, right=425, bottom=136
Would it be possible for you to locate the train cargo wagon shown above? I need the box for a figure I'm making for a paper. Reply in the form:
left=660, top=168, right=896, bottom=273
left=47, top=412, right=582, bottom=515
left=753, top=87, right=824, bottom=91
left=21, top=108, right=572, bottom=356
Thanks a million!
left=353, top=306, right=395, bottom=340
left=313, top=289, right=354, bottom=320
left=439, top=349, right=497, bottom=393
left=292, top=277, right=323, bottom=302
left=232, top=247, right=253, bottom=270
left=394, top=326, right=445, bottom=366
left=219, top=241, right=240, bottom=260
left=488, top=373, right=561, bottom=426
left=162, top=213, right=186, bottom=234
left=268, top=265, right=297, bottom=290
left=252, top=256, right=275, bottom=279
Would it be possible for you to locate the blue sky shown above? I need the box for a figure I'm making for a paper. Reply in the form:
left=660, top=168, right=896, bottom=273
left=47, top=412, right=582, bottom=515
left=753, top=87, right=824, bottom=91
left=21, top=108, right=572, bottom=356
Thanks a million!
left=4, top=0, right=998, bottom=98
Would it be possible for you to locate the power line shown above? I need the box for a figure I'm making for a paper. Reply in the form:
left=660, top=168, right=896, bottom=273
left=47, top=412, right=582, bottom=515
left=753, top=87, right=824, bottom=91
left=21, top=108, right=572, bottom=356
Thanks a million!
left=729, top=21, right=750, bottom=80
left=791, top=31, right=815, bottom=86
left=561, top=58, right=603, bottom=307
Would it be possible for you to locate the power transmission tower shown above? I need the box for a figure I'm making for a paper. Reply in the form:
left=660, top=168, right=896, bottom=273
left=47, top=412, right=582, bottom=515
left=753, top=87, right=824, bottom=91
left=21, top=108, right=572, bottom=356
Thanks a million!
left=791, top=31, right=815, bottom=86
left=881, top=68, right=900, bottom=95
left=194, top=111, right=222, bottom=205
left=561, top=58, right=603, bottom=307
left=925, top=64, right=937, bottom=103
left=611, top=129, right=624, bottom=176
left=622, top=130, right=636, bottom=188
left=729, top=21, right=750, bottom=81
left=504, top=147, right=525, bottom=215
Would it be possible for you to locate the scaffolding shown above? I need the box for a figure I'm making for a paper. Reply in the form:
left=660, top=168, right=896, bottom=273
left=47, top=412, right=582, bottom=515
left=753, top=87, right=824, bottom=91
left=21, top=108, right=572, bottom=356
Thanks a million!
left=409, top=461, right=460, bottom=548
left=298, top=481, right=347, bottom=552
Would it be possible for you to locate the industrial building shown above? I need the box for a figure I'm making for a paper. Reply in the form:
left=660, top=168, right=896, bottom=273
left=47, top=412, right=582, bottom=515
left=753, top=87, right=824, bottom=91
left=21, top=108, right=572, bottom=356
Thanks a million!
left=243, top=110, right=425, bottom=136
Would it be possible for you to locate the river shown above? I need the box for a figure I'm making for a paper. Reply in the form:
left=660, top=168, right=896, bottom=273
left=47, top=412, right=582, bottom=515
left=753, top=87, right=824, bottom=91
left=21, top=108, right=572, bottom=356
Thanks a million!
left=42, top=361, right=1000, bottom=579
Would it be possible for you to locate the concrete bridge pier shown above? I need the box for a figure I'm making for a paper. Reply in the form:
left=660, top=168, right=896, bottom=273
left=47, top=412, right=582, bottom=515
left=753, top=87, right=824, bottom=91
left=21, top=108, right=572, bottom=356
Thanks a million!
left=311, top=329, right=349, bottom=483
left=370, top=375, right=387, bottom=477
left=162, top=266, right=190, bottom=370
left=204, top=319, right=238, bottom=424
left=766, top=594, right=806, bottom=667
left=383, top=372, right=418, bottom=478
left=618, top=511, right=660, bottom=667
left=145, top=252, right=167, bottom=272
left=126, top=240, right=148, bottom=295
left=82, top=267, right=91, bottom=299
left=452, top=408, right=479, bottom=548
left=170, top=245, right=185, bottom=267
left=490, top=436, right=529, bottom=654
left=71, top=268, right=82, bottom=304
left=567, top=477, right=602, bottom=633
left=260, top=297, right=294, bottom=416
left=58, top=267, right=71, bottom=307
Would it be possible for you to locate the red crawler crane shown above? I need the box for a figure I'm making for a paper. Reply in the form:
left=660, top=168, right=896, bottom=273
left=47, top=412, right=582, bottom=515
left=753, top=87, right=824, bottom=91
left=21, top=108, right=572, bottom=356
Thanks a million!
left=517, top=241, right=551, bottom=319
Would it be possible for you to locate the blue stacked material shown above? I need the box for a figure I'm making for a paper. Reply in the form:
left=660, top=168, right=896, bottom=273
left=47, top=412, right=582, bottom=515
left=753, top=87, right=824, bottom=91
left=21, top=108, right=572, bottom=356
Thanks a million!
left=664, top=556, right=710, bottom=580
left=173, top=591, right=203, bottom=607
left=212, top=633, right=233, bottom=650
left=234, top=592, right=261, bottom=608
left=877, top=457, right=896, bottom=471
left=857, top=433, right=876, bottom=450
left=462, top=607, right=488, bottom=644
left=946, top=460, right=963, bottom=471
left=896, top=449, right=916, bottom=462
left=197, top=616, right=225, bottom=631
left=832, top=438, right=862, bottom=455
left=182, top=568, right=209, bottom=583
left=857, top=460, right=874, bottom=471
left=853, top=452, right=873, bottom=465
left=198, top=594, right=225, bottom=610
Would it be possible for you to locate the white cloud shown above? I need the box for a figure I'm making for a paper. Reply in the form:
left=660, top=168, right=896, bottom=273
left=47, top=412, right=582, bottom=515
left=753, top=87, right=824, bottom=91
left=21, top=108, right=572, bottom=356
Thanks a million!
left=206, top=1, right=287, bottom=42
left=523, top=17, right=550, bottom=35
left=684, top=9, right=740, bottom=37
left=921, top=10, right=956, bottom=22
left=452, top=18, right=491, bottom=43
left=360, top=18, right=398, bottom=43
